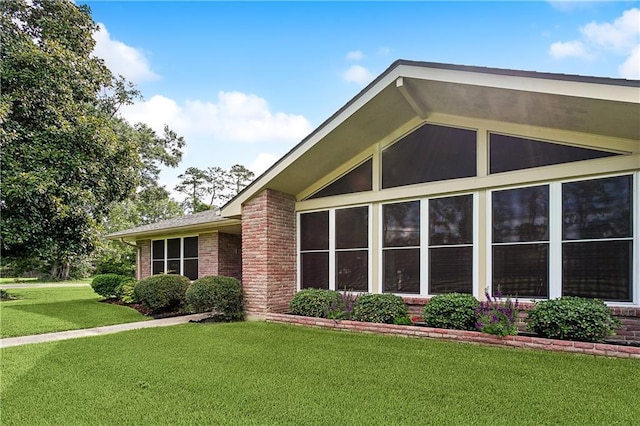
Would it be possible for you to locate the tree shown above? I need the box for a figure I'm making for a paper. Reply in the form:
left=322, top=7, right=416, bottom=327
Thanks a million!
left=0, top=0, right=141, bottom=279
left=204, top=166, right=229, bottom=208
left=175, top=167, right=210, bottom=214
left=226, top=164, right=255, bottom=194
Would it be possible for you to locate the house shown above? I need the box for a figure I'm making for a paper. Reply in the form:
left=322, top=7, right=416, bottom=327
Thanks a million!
left=108, top=60, right=640, bottom=326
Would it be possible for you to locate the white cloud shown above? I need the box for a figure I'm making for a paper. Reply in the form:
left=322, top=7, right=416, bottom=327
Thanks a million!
left=549, top=8, right=640, bottom=78
left=92, top=23, right=160, bottom=83
left=549, top=40, right=590, bottom=59
left=346, top=50, right=364, bottom=61
left=581, top=8, right=640, bottom=52
left=249, top=153, right=280, bottom=175
left=120, top=91, right=312, bottom=144
left=619, top=45, right=640, bottom=79
left=342, top=65, right=373, bottom=85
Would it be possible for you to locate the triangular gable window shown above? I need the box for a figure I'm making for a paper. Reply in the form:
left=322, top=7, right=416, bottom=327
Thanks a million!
left=308, top=158, right=372, bottom=200
left=490, top=133, right=619, bottom=174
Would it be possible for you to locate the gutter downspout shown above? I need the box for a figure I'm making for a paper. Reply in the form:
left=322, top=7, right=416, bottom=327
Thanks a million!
left=120, top=238, right=141, bottom=281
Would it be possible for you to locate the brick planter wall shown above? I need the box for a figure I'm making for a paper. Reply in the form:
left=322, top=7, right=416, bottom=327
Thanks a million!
left=266, top=313, right=640, bottom=359
left=404, top=296, right=640, bottom=345
left=242, top=189, right=296, bottom=316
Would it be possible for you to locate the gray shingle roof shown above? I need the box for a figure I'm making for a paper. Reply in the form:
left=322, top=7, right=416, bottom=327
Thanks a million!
left=107, top=209, right=227, bottom=239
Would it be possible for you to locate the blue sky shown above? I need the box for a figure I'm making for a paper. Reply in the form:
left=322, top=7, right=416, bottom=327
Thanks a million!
left=81, top=1, right=639, bottom=198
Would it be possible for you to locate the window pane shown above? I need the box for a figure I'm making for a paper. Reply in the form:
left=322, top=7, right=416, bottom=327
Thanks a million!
left=490, top=133, right=618, bottom=174
left=382, top=124, right=476, bottom=189
left=184, top=236, right=198, bottom=258
left=429, top=195, right=473, bottom=245
left=300, top=211, right=329, bottom=251
left=152, top=261, right=164, bottom=275
left=301, top=252, right=329, bottom=290
left=493, top=186, right=549, bottom=243
left=309, top=159, right=372, bottom=199
left=183, top=259, right=198, bottom=281
left=563, top=175, right=632, bottom=240
left=429, top=247, right=473, bottom=294
left=167, top=238, right=181, bottom=259
left=383, top=201, right=421, bottom=247
left=492, top=244, right=548, bottom=298
left=563, top=241, right=632, bottom=302
left=152, top=240, right=164, bottom=260
left=336, top=206, right=368, bottom=249
left=166, top=259, right=180, bottom=275
left=336, top=250, right=368, bottom=292
left=383, top=249, right=420, bottom=294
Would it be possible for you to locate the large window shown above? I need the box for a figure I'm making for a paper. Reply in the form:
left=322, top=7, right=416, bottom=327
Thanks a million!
left=308, top=159, right=372, bottom=199
left=299, top=206, right=370, bottom=291
left=382, top=124, right=476, bottom=189
left=151, top=236, right=199, bottom=280
left=382, top=201, right=421, bottom=294
left=490, top=175, right=634, bottom=302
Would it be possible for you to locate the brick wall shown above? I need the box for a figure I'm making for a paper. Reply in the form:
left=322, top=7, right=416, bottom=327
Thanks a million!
left=219, top=233, right=242, bottom=280
left=137, top=240, right=151, bottom=280
left=198, top=232, right=219, bottom=277
left=242, top=189, right=296, bottom=316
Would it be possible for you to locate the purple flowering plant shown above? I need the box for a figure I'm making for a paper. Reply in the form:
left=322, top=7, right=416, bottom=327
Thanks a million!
left=325, top=291, right=359, bottom=320
left=475, top=290, right=519, bottom=338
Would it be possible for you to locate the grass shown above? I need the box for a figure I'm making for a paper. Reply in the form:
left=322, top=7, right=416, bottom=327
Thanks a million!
left=1, top=322, right=638, bottom=425
left=0, top=287, right=149, bottom=338
left=0, top=277, right=92, bottom=284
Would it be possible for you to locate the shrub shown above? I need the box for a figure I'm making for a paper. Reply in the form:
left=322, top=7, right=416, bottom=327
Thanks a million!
left=352, top=293, right=408, bottom=324
left=289, top=289, right=341, bottom=318
left=527, top=297, right=620, bottom=343
left=422, top=293, right=480, bottom=331
left=91, top=274, right=128, bottom=298
left=393, top=316, right=413, bottom=326
left=326, top=292, right=359, bottom=320
left=185, top=276, right=244, bottom=321
left=115, top=278, right=137, bottom=303
left=475, top=292, right=518, bottom=337
left=133, top=274, right=191, bottom=313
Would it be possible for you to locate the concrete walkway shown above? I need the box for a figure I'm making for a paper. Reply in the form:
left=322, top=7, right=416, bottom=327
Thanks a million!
left=0, top=313, right=210, bottom=349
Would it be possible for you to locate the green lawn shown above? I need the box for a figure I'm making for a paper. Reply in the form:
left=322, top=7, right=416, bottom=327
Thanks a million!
left=1, top=322, right=638, bottom=425
left=0, top=277, right=93, bottom=284
left=0, top=287, right=148, bottom=338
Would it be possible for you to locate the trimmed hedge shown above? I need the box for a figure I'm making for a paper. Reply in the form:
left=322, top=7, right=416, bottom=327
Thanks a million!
left=185, top=276, right=244, bottom=321
left=91, top=274, right=129, bottom=298
left=422, top=293, right=480, bottom=331
left=527, top=297, right=620, bottom=343
left=115, top=278, right=137, bottom=303
left=352, top=293, right=408, bottom=324
left=133, top=274, right=191, bottom=313
left=289, top=289, right=341, bottom=318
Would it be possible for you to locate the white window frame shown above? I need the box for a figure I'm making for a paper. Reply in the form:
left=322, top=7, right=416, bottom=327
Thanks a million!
left=379, top=193, right=478, bottom=298
left=297, top=205, right=372, bottom=292
left=150, top=235, right=199, bottom=279
left=486, top=172, right=638, bottom=306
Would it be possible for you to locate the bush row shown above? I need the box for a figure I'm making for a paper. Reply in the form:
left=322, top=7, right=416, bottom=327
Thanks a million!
left=289, top=289, right=620, bottom=343
left=91, top=273, right=244, bottom=320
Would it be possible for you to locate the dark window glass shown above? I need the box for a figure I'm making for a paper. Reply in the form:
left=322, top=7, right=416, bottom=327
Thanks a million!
left=184, top=236, right=198, bottom=258
left=167, top=238, right=181, bottom=259
left=490, top=133, right=618, bottom=174
left=309, top=159, right=372, bottom=199
left=563, top=175, right=632, bottom=240
left=429, top=247, right=473, bottom=294
left=300, top=211, right=329, bottom=251
left=493, top=186, right=549, bottom=243
left=383, top=249, right=420, bottom=294
left=562, top=241, right=632, bottom=302
left=336, top=206, right=368, bottom=249
left=183, top=259, right=198, bottom=281
left=429, top=195, right=473, bottom=245
left=152, top=261, right=164, bottom=275
left=383, top=201, right=421, bottom=247
left=152, top=240, right=164, bottom=260
left=166, top=259, right=180, bottom=275
left=336, top=251, right=368, bottom=292
left=301, top=252, right=329, bottom=289
left=382, top=124, right=476, bottom=189
left=492, top=244, right=548, bottom=298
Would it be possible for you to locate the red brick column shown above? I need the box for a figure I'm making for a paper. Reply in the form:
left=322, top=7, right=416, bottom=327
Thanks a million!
left=219, top=233, right=242, bottom=280
left=198, top=232, right=219, bottom=277
left=137, top=240, right=151, bottom=280
left=242, top=189, right=296, bottom=317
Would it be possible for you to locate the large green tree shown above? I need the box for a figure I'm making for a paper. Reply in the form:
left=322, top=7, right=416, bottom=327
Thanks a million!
left=1, top=0, right=141, bottom=279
